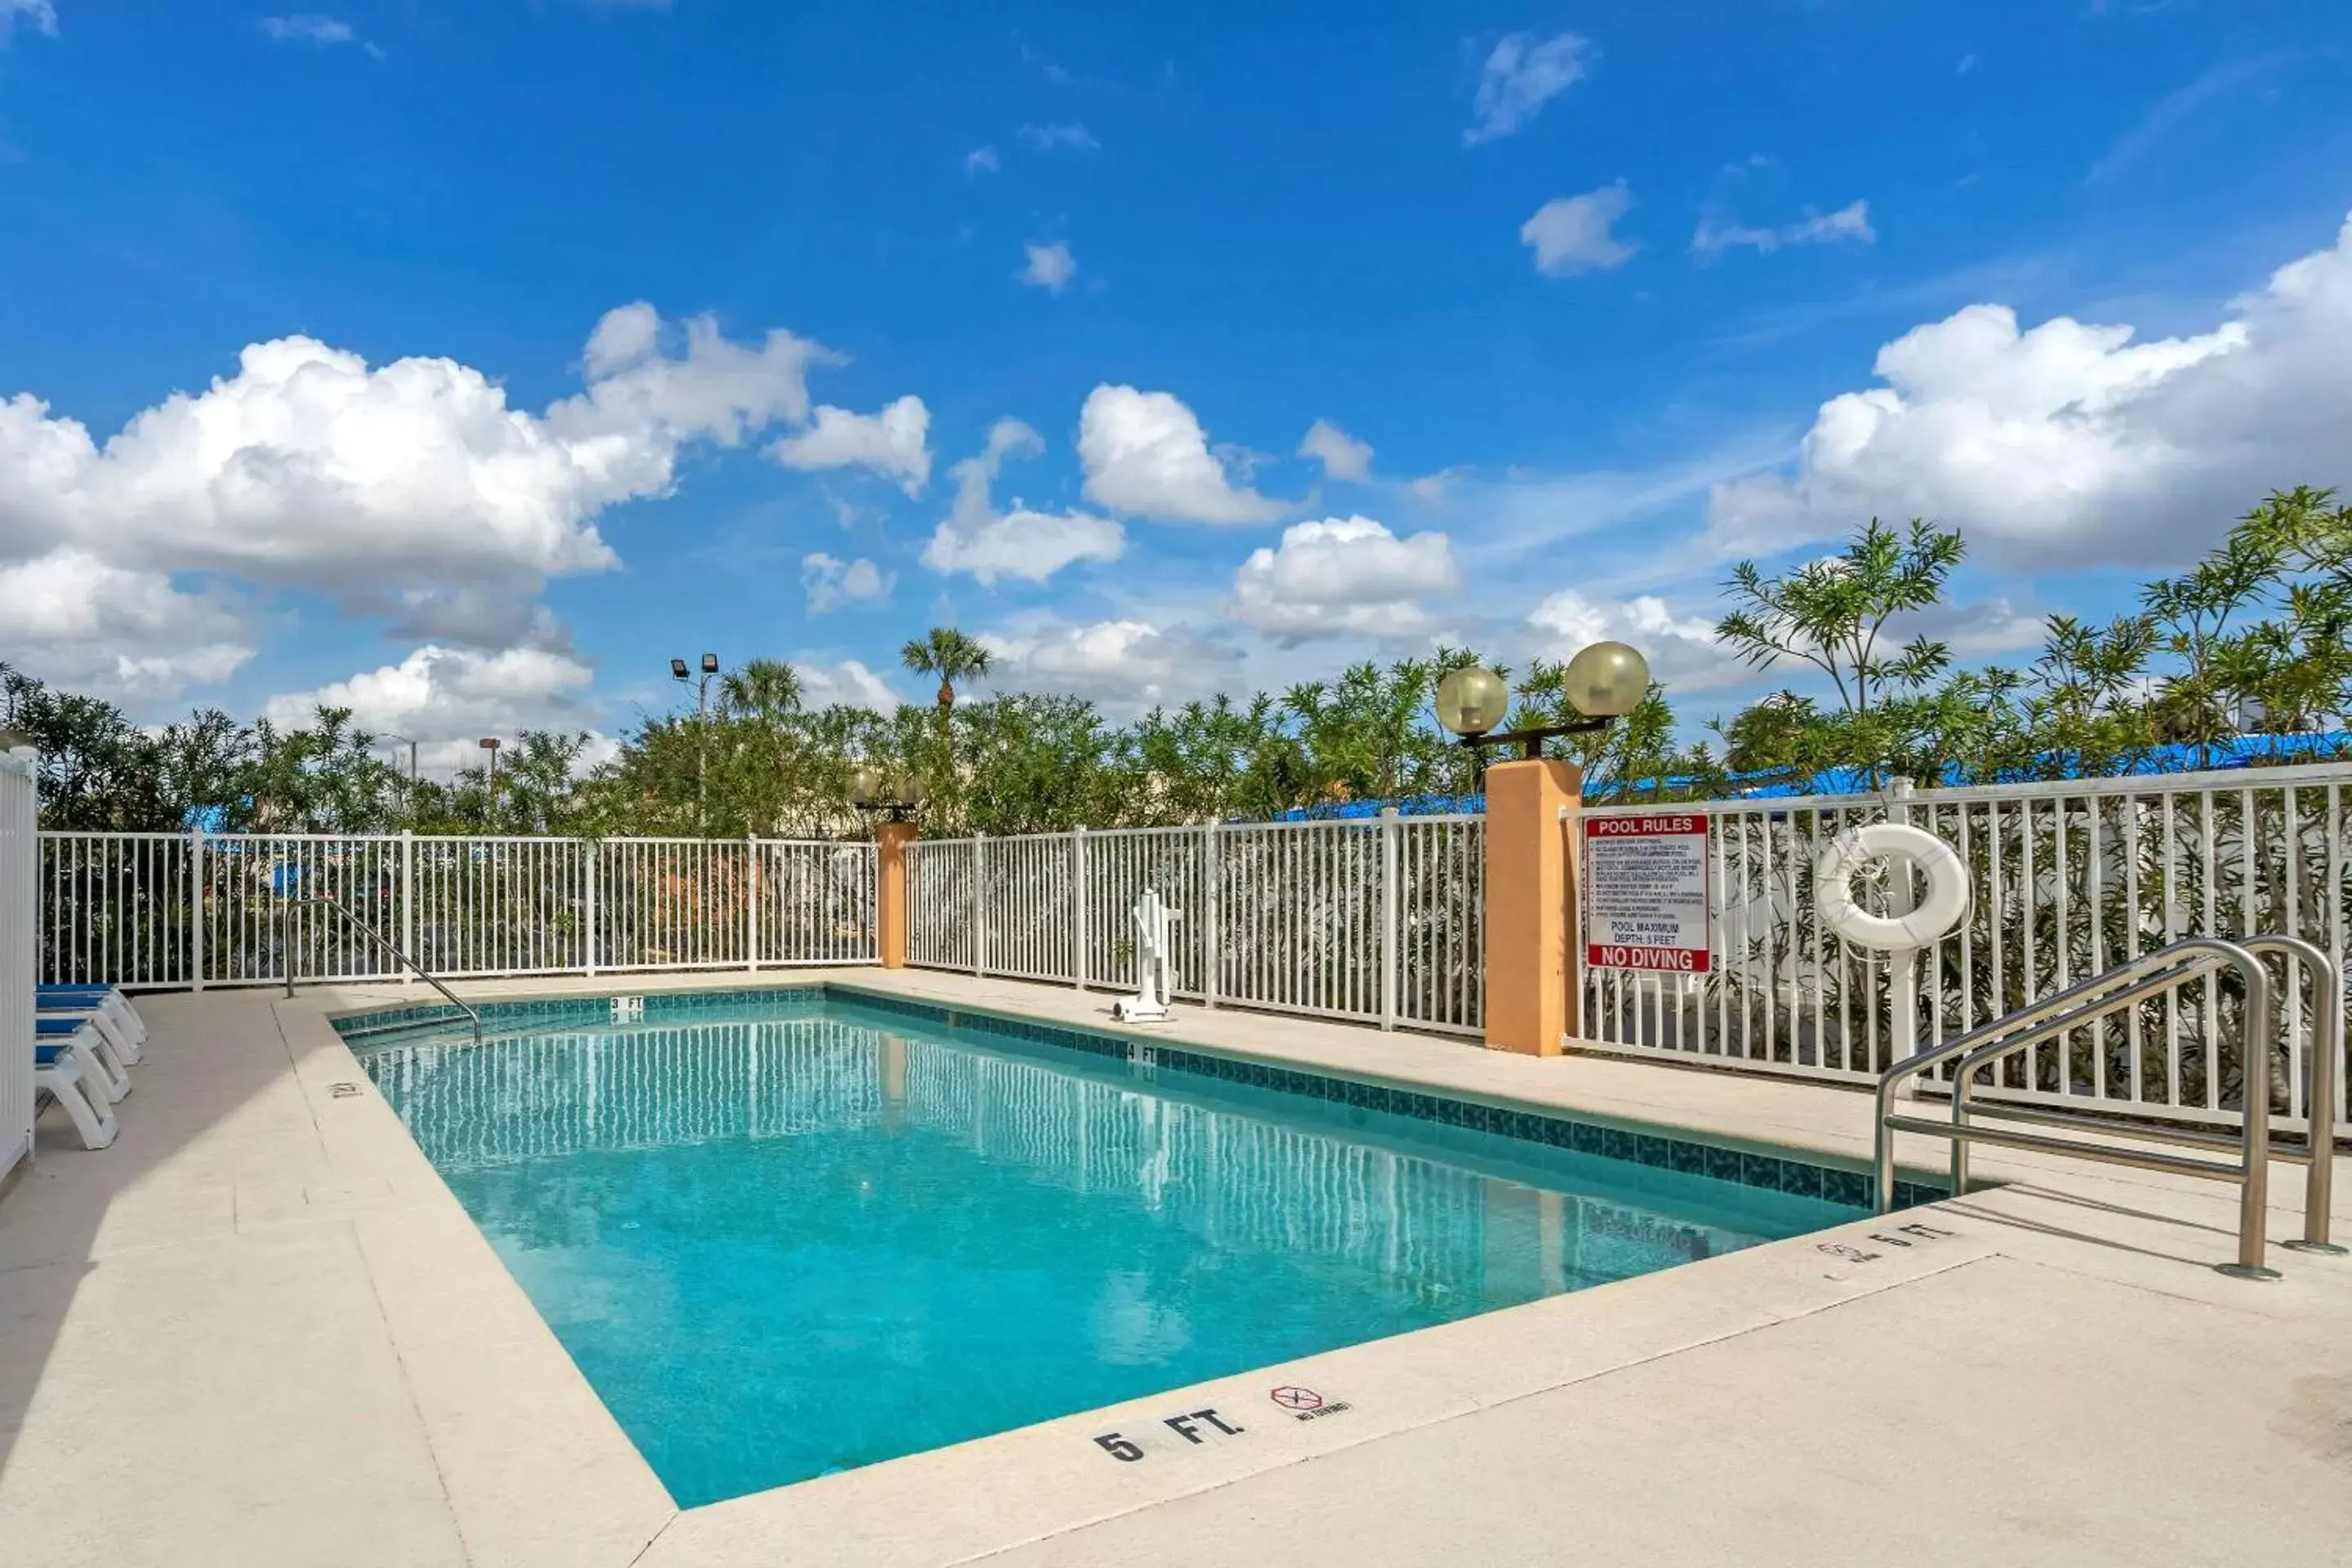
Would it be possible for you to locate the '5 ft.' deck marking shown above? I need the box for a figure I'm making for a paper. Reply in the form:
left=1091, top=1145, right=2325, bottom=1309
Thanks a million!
left=1093, top=1407, right=1245, bottom=1463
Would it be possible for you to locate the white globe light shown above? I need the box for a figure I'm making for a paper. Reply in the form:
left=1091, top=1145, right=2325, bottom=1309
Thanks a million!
left=1435, top=666, right=1511, bottom=737
left=1563, top=641, right=1650, bottom=718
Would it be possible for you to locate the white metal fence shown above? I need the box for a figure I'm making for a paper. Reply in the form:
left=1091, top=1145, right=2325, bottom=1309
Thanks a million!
left=905, top=814, right=1486, bottom=1036
left=1, top=753, right=36, bottom=1182
left=38, top=832, right=878, bottom=990
left=38, top=760, right=2346, bottom=1141
left=1580, top=761, right=2352, bottom=1136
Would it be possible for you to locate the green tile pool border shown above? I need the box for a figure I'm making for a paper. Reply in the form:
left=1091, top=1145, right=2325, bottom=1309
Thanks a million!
left=330, top=986, right=831, bottom=1040
left=332, top=982, right=1942, bottom=1211
left=827, top=987, right=1936, bottom=1212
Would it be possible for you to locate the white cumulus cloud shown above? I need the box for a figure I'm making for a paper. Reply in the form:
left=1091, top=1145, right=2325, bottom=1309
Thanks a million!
left=1707, top=213, right=2352, bottom=563
left=982, top=619, right=1241, bottom=715
left=793, top=657, right=901, bottom=711
left=1521, top=181, right=1636, bottom=276
left=0, top=303, right=829, bottom=595
left=0, top=302, right=912, bottom=702
left=0, top=551, right=253, bottom=700
left=1021, top=240, right=1077, bottom=294
left=1464, top=30, right=1591, bottom=146
left=264, top=644, right=599, bottom=774
left=768, top=394, right=932, bottom=493
left=1298, top=418, right=1373, bottom=483
left=1694, top=198, right=1875, bottom=259
left=1232, top=515, right=1459, bottom=642
left=1521, top=590, right=1746, bottom=693
left=922, top=418, right=1122, bottom=585
left=800, top=552, right=893, bottom=612
left=1078, top=385, right=1286, bottom=524
left=965, top=145, right=1000, bottom=176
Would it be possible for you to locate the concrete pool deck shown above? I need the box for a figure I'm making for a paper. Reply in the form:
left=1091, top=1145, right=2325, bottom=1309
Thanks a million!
left=0, top=969, right=2346, bottom=1566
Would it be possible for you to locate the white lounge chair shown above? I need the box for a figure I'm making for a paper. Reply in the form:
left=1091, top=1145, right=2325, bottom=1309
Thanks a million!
left=38, top=1003, right=141, bottom=1080
left=33, top=1037, right=119, bottom=1149
left=37, top=985, right=146, bottom=1064
left=34, top=1016, right=130, bottom=1104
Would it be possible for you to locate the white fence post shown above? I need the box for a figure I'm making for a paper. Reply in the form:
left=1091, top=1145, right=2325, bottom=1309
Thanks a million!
left=585, top=842, right=601, bottom=978
left=189, top=827, right=207, bottom=991
left=400, top=829, right=416, bottom=984
left=1380, top=807, right=1399, bottom=1031
left=1886, top=777, right=1919, bottom=1066
left=972, top=834, right=987, bottom=978
left=1072, top=828, right=1088, bottom=992
left=746, top=835, right=760, bottom=973
left=1203, top=819, right=1220, bottom=1012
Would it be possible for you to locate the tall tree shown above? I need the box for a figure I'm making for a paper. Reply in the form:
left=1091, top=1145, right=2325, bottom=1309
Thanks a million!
left=900, top=627, right=992, bottom=715
left=717, top=658, right=804, bottom=724
left=1714, top=518, right=1966, bottom=785
left=1717, top=518, right=1964, bottom=718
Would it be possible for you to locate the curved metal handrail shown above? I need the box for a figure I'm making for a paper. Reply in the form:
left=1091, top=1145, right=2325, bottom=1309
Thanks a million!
left=1943, top=943, right=2258, bottom=1196
left=2242, top=935, right=2341, bottom=1255
left=278, top=894, right=483, bottom=1043
left=1936, top=935, right=2338, bottom=1254
left=1875, top=937, right=2276, bottom=1277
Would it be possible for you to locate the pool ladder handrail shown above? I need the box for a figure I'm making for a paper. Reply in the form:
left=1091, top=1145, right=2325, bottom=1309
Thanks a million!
left=1875, top=936, right=2342, bottom=1278
left=278, top=893, right=484, bottom=1044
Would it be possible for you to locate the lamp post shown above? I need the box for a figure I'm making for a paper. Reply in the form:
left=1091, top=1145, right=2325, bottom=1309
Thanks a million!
left=380, top=732, right=421, bottom=829
left=1440, top=641, right=1650, bottom=1058
left=849, top=762, right=927, bottom=825
left=853, top=763, right=928, bottom=973
left=1434, top=640, right=1651, bottom=772
left=477, top=737, right=501, bottom=826
left=379, top=733, right=420, bottom=785
left=673, top=652, right=720, bottom=831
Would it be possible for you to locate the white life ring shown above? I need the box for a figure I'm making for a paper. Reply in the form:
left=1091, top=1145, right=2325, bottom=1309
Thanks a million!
left=1815, top=822, right=1970, bottom=954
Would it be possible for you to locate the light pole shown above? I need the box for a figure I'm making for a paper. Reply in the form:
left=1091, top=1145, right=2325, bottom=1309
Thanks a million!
left=478, top=737, right=501, bottom=826
left=378, top=733, right=419, bottom=783
left=1434, top=641, right=1651, bottom=778
left=849, top=761, right=928, bottom=825
left=672, top=653, right=720, bottom=831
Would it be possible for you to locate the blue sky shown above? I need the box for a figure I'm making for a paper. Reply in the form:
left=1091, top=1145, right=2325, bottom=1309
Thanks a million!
left=2, top=1, right=2350, bottom=768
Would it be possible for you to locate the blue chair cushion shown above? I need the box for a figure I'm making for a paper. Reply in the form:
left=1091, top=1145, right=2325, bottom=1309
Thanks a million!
left=35, top=1043, right=69, bottom=1065
left=33, top=1018, right=88, bottom=1036
left=38, top=986, right=114, bottom=998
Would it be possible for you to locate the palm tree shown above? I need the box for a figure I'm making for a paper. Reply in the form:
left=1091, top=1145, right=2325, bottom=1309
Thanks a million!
left=717, top=658, right=804, bottom=725
left=901, top=627, right=991, bottom=715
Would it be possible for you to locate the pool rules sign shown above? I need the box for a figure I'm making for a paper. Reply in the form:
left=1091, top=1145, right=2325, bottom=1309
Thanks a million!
left=1582, top=813, right=1712, bottom=973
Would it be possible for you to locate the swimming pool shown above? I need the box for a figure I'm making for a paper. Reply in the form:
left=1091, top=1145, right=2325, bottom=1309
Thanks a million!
left=348, top=987, right=1882, bottom=1507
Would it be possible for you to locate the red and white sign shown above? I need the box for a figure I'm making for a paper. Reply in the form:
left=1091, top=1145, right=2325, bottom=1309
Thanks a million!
left=1583, top=813, right=1711, bottom=973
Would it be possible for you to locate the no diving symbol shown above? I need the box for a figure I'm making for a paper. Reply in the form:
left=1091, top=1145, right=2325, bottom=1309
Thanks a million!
left=1269, top=1385, right=1323, bottom=1412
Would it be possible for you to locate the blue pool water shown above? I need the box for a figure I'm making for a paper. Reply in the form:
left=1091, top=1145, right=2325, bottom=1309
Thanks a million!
left=354, top=991, right=1864, bottom=1506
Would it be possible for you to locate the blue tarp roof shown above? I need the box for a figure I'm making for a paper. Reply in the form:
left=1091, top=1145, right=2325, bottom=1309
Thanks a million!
left=1263, top=732, right=2351, bottom=820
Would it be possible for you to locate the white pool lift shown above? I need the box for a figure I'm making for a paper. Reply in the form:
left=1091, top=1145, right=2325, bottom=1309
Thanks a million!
left=1110, top=886, right=1180, bottom=1025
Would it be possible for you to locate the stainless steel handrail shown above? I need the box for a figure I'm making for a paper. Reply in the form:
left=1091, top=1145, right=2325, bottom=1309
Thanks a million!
left=1876, top=938, right=2279, bottom=1278
left=1944, top=947, right=2256, bottom=1198
left=2238, top=936, right=2337, bottom=1255
left=1940, top=934, right=2341, bottom=1255
left=278, top=894, right=483, bottom=1043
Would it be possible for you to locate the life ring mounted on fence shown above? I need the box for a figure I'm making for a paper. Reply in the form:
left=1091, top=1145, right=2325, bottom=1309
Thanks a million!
left=1814, top=822, right=1971, bottom=954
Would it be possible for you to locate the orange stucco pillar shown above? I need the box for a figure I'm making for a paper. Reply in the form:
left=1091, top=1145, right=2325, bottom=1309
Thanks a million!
left=875, top=820, right=917, bottom=968
left=1482, top=758, right=1582, bottom=1054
